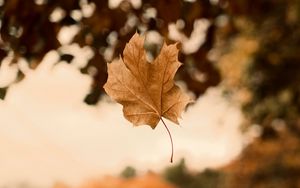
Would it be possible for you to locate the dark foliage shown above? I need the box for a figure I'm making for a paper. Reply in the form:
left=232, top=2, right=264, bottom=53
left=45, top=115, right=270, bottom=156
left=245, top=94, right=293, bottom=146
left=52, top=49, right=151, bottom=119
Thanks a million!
left=0, top=0, right=222, bottom=102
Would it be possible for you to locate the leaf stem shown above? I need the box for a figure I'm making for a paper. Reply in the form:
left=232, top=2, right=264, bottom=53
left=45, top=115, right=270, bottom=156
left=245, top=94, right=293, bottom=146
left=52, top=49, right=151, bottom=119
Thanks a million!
left=160, top=118, right=174, bottom=163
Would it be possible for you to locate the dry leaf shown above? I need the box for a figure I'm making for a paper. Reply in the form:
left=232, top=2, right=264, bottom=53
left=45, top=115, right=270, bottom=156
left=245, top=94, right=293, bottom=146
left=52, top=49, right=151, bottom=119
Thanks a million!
left=103, top=33, right=190, bottom=129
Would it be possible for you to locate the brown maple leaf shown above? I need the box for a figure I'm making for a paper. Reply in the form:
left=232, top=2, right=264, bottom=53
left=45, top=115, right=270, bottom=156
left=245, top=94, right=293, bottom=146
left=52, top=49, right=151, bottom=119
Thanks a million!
left=103, top=33, right=191, bottom=162
left=104, top=33, right=190, bottom=127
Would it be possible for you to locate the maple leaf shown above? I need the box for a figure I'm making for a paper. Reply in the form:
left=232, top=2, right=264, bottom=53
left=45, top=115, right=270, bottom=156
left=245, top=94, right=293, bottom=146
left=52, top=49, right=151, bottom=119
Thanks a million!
left=103, top=33, right=191, bottom=162
left=104, top=32, right=190, bottom=128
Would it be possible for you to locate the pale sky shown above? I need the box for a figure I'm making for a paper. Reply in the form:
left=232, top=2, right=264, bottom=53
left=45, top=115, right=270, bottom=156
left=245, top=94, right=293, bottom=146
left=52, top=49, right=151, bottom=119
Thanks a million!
left=0, top=49, right=245, bottom=187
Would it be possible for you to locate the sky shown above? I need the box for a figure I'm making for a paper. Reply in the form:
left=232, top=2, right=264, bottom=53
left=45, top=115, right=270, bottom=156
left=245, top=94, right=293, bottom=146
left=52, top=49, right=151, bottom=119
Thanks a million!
left=0, top=49, right=245, bottom=187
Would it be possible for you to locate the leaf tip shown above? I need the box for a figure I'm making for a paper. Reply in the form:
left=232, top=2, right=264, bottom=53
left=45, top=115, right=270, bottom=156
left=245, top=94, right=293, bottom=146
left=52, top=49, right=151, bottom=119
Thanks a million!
left=174, top=42, right=181, bottom=50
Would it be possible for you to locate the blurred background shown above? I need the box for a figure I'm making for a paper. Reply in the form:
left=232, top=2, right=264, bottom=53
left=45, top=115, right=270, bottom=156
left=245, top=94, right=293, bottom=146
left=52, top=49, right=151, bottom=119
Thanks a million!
left=1, top=0, right=300, bottom=187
